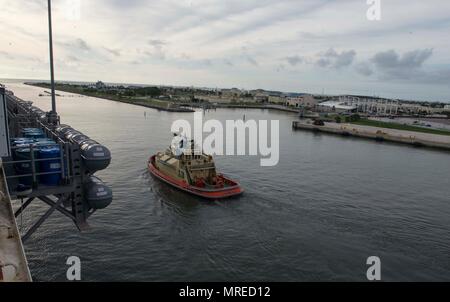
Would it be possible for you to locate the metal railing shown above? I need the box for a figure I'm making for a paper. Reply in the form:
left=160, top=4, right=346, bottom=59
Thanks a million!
left=2, top=141, right=67, bottom=187
left=4, top=95, right=75, bottom=187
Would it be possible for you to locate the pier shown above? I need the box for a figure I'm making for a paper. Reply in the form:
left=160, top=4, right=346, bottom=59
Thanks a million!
left=292, top=120, right=450, bottom=151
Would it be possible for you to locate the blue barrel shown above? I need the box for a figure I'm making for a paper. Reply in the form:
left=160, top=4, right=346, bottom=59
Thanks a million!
left=21, top=128, right=42, bottom=133
left=24, top=132, right=46, bottom=139
left=37, top=141, right=67, bottom=179
left=38, top=147, right=62, bottom=186
left=21, top=128, right=39, bottom=132
left=14, top=147, right=40, bottom=185
left=34, top=138, right=53, bottom=142
left=11, top=138, right=34, bottom=146
left=22, top=128, right=46, bottom=139
left=33, top=139, right=57, bottom=148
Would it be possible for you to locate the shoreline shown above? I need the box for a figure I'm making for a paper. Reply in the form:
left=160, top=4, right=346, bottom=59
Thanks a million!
left=214, top=103, right=300, bottom=113
left=24, top=82, right=301, bottom=114
left=293, top=120, right=450, bottom=151
left=25, top=82, right=195, bottom=113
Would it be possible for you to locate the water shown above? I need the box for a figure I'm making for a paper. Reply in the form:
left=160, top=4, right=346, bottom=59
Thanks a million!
left=4, top=82, right=450, bottom=281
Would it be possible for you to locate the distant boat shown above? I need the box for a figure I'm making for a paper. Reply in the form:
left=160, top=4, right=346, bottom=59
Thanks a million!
left=41, top=90, right=61, bottom=97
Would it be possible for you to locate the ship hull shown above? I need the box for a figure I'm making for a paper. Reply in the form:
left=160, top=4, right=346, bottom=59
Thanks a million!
left=148, top=155, right=243, bottom=199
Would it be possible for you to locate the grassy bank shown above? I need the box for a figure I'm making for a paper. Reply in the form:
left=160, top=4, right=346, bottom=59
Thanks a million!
left=26, top=82, right=299, bottom=113
left=26, top=82, right=193, bottom=112
left=351, top=119, right=450, bottom=136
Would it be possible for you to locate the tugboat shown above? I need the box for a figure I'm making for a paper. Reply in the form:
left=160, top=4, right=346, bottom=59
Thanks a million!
left=148, top=134, right=243, bottom=199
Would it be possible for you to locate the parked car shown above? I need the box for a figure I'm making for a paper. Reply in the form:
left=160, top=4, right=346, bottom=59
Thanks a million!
left=313, top=119, right=325, bottom=126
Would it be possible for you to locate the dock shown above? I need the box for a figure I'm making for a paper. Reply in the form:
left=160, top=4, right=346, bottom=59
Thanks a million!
left=292, top=120, right=450, bottom=151
left=0, top=161, right=32, bottom=282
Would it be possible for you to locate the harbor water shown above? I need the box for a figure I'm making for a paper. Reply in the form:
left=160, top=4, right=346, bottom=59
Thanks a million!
left=4, top=81, right=450, bottom=281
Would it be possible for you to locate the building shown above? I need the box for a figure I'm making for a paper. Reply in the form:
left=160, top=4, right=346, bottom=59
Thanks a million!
left=221, top=88, right=243, bottom=100
left=254, top=93, right=269, bottom=103
left=443, top=104, right=450, bottom=112
left=317, top=100, right=357, bottom=113
left=286, top=95, right=319, bottom=109
left=249, top=89, right=266, bottom=95
left=332, top=95, right=399, bottom=115
left=268, top=95, right=286, bottom=104
left=398, top=103, right=442, bottom=115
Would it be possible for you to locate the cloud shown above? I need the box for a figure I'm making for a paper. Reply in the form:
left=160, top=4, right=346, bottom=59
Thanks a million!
left=366, top=49, right=435, bottom=81
left=141, top=39, right=168, bottom=60
left=60, top=38, right=91, bottom=51
left=63, top=55, right=81, bottom=67
left=245, top=56, right=258, bottom=66
left=3, top=0, right=450, bottom=101
left=284, top=55, right=303, bottom=66
left=199, top=59, right=212, bottom=66
left=0, top=50, right=43, bottom=63
left=180, top=53, right=191, bottom=60
left=104, top=47, right=121, bottom=57
left=279, top=49, right=356, bottom=69
left=422, top=68, right=450, bottom=85
left=223, top=59, right=233, bottom=66
left=66, top=55, right=80, bottom=62
left=314, top=48, right=356, bottom=69
left=276, top=64, right=285, bottom=72
left=355, top=62, right=374, bottom=76
left=148, top=39, right=167, bottom=48
left=333, top=50, right=356, bottom=68
left=354, top=48, right=450, bottom=85
left=316, top=57, right=331, bottom=68
left=73, top=38, right=90, bottom=51
left=141, top=50, right=165, bottom=60
left=323, top=48, right=338, bottom=57
left=371, top=49, right=433, bottom=71
left=0, top=51, right=14, bottom=60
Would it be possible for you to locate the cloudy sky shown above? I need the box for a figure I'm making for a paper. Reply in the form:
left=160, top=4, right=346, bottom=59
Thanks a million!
left=1, top=0, right=450, bottom=102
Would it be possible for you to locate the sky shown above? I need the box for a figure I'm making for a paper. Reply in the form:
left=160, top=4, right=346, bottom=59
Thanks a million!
left=1, top=0, right=450, bottom=102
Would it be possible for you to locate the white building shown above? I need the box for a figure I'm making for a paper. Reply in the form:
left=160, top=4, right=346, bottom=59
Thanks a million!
left=317, top=100, right=357, bottom=113
left=335, top=95, right=399, bottom=115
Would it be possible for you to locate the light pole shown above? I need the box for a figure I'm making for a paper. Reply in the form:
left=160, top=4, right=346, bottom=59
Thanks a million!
left=47, top=0, right=58, bottom=125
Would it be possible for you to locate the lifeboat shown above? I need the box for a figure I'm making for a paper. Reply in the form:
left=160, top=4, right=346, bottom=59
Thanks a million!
left=148, top=135, right=243, bottom=199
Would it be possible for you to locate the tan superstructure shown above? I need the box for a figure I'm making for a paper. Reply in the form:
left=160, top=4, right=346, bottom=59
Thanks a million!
left=154, top=139, right=220, bottom=188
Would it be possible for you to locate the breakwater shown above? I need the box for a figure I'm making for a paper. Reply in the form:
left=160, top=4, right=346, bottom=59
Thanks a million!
left=292, top=120, right=450, bottom=151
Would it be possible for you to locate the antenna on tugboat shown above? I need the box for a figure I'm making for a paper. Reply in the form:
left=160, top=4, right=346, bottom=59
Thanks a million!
left=47, top=0, right=58, bottom=125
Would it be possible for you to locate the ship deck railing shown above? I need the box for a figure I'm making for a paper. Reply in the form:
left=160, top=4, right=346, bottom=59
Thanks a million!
left=3, top=95, right=78, bottom=197
left=1, top=142, right=72, bottom=198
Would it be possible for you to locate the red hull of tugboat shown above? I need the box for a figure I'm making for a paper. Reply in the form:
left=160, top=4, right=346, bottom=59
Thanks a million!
left=148, top=155, right=243, bottom=199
